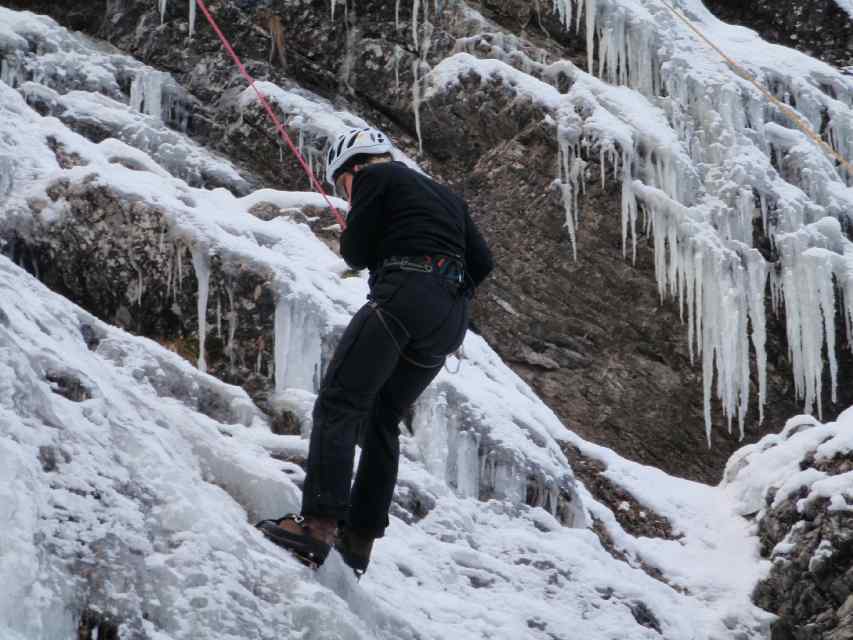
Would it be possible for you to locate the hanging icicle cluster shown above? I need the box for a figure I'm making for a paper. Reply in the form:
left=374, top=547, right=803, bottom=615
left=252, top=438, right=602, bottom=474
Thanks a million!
left=548, top=0, right=853, bottom=439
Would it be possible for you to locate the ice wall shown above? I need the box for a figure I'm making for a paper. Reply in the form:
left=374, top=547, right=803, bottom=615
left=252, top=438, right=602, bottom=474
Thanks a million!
left=445, top=0, right=853, bottom=438
left=430, top=0, right=853, bottom=438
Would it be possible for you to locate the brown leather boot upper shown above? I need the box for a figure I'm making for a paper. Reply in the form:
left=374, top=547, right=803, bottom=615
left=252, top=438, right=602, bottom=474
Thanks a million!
left=278, top=515, right=337, bottom=546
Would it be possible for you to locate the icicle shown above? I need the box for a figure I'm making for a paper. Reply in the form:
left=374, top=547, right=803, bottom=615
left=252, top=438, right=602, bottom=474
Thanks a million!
left=166, top=250, right=174, bottom=302
left=745, top=252, right=769, bottom=425
left=216, top=294, right=222, bottom=339
left=552, top=0, right=573, bottom=30
left=394, top=45, right=401, bottom=93
left=558, top=139, right=586, bottom=260
left=620, top=153, right=638, bottom=263
left=191, top=247, right=210, bottom=373
left=129, top=69, right=166, bottom=120
left=412, top=59, right=424, bottom=154
left=395, top=0, right=401, bottom=31
left=331, top=0, right=335, bottom=21
left=188, top=0, right=196, bottom=39
left=274, top=296, right=291, bottom=393
left=412, top=0, right=420, bottom=50
left=159, top=0, right=168, bottom=24
left=815, top=253, right=838, bottom=405
left=226, top=286, right=237, bottom=374
left=585, top=0, right=597, bottom=75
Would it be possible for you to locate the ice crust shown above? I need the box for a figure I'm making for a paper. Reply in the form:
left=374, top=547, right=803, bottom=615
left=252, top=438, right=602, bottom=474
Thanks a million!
left=425, top=0, right=853, bottom=440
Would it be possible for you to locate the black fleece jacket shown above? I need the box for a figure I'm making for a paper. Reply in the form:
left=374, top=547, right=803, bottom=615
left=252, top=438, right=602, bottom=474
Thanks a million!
left=340, top=161, right=494, bottom=287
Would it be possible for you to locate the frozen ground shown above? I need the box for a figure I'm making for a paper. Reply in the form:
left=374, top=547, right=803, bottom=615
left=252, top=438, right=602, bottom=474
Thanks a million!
left=1, top=3, right=852, bottom=639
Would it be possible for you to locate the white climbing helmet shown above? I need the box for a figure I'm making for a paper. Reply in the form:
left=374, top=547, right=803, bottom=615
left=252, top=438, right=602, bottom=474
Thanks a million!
left=326, top=127, right=392, bottom=186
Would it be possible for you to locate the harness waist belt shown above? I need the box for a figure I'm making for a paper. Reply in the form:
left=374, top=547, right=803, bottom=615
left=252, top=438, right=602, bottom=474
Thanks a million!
left=380, top=255, right=464, bottom=283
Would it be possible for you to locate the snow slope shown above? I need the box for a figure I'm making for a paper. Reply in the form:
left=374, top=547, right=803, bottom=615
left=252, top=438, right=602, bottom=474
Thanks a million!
left=0, top=243, right=779, bottom=640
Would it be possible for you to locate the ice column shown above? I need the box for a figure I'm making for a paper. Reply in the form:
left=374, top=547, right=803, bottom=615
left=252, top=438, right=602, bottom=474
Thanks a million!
left=130, top=69, right=166, bottom=120
left=412, top=60, right=424, bottom=154
left=413, top=387, right=449, bottom=480
left=274, top=297, right=322, bottom=393
left=274, top=298, right=289, bottom=393
left=452, top=430, right=480, bottom=498
left=557, top=136, right=587, bottom=260
left=188, top=0, right=197, bottom=39
left=191, top=248, right=210, bottom=373
left=620, top=150, right=638, bottom=262
left=745, top=251, right=769, bottom=425
left=411, top=0, right=433, bottom=154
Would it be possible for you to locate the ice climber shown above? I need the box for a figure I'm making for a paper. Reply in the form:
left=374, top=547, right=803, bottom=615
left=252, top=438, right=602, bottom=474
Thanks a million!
left=257, top=127, right=494, bottom=576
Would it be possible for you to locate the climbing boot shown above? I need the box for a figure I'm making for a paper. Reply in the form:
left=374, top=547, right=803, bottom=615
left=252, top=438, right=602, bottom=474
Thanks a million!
left=256, top=514, right=337, bottom=568
left=335, top=528, right=375, bottom=578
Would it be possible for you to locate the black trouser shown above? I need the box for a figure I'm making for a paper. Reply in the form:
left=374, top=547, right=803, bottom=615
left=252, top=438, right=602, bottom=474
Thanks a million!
left=301, top=268, right=469, bottom=537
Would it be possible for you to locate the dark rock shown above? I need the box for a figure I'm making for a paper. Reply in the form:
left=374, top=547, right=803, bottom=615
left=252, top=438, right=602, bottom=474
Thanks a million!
left=390, top=479, right=436, bottom=525
left=628, top=600, right=661, bottom=634
left=80, top=323, right=101, bottom=350
left=269, top=408, right=300, bottom=436
left=38, top=445, right=60, bottom=472
left=46, top=370, right=92, bottom=402
left=46, top=136, right=87, bottom=169
left=703, top=0, right=853, bottom=69
left=78, top=609, right=120, bottom=640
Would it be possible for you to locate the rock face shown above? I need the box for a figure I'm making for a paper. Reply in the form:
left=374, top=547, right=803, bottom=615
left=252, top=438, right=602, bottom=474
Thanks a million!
left=703, top=0, right=853, bottom=69
left=3, top=0, right=851, bottom=486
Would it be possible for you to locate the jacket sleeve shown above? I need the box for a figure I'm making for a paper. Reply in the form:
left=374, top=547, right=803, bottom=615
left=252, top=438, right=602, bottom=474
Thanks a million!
left=339, top=165, right=389, bottom=270
left=463, top=204, right=494, bottom=288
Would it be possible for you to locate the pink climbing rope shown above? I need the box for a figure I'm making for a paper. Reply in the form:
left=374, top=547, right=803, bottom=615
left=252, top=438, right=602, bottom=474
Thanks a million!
left=193, top=0, right=347, bottom=229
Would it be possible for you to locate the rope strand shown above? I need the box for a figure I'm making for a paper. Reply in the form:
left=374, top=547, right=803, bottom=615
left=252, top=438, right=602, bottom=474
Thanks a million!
left=193, top=0, right=347, bottom=229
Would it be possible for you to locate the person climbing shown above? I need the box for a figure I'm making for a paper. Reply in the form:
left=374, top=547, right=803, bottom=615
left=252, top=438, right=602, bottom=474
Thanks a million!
left=256, top=127, right=494, bottom=576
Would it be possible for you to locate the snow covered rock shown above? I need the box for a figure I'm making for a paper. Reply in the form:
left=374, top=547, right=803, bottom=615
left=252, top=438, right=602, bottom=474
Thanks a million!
left=724, top=410, right=853, bottom=638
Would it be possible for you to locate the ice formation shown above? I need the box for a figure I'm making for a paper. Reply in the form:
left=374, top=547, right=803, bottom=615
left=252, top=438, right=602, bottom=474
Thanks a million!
left=191, top=246, right=210, bottom=373
left=426, top=0, right=853, bottom=440
left=548, top=0, right=853, bottom=436
left=158, top=0, right=197, bottom=37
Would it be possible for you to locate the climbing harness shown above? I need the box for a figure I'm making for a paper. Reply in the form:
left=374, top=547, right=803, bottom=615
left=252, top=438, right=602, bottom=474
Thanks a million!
left=658, top=0, right=853, bottom=176
left=368, top=301, right=446, bottom=370
left=380, top=255, right=466, bottom=286
left=376, top=255, right=468, bottom=374
left=193, top=0, right=347, bottom=229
